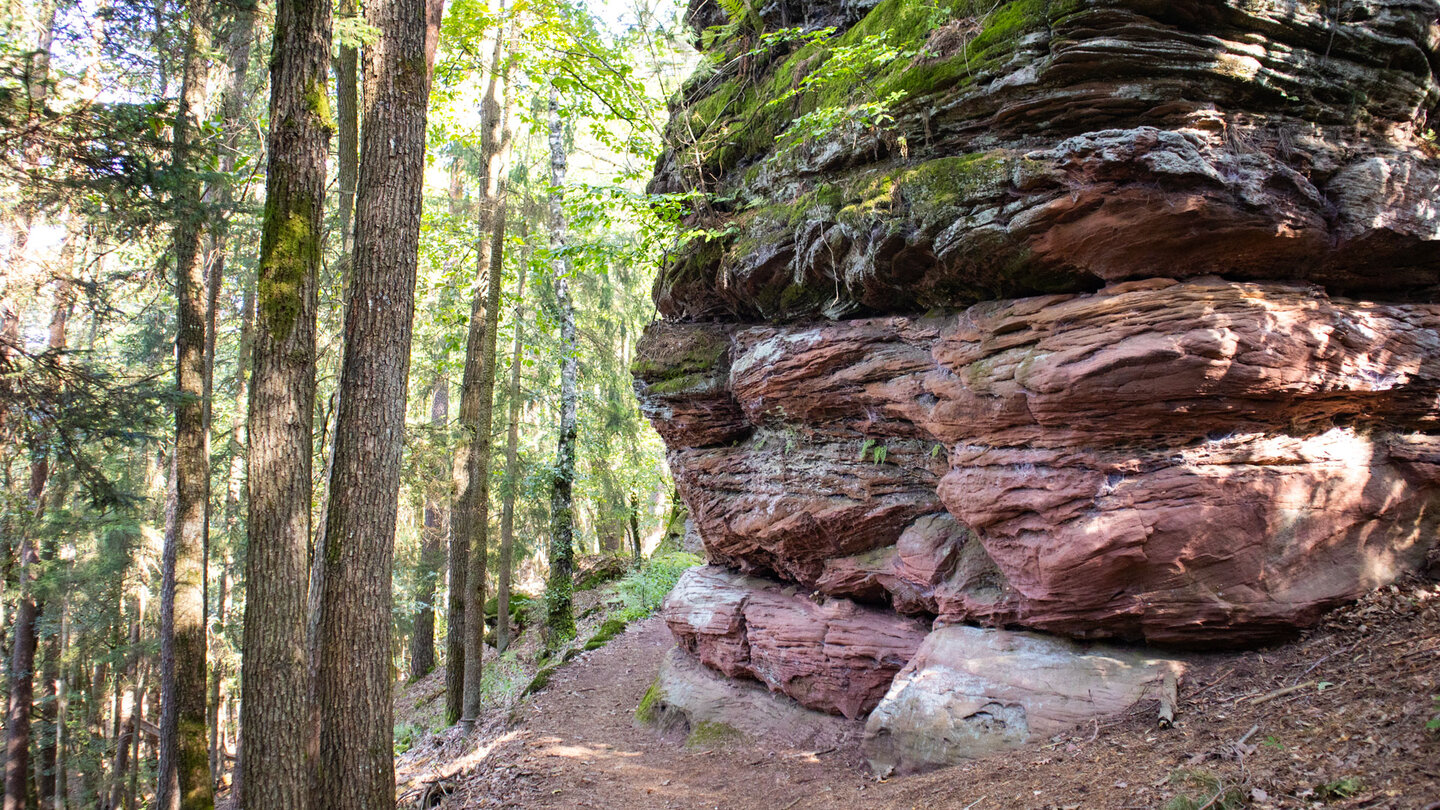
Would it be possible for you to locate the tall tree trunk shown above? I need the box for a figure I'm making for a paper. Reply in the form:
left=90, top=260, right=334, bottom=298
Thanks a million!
left=206, top=551, right=230, bottom=787
left=454, top=13, right=511, bottom=728
left=409, top=378, right=447, bottom=681
left=5, top=271, right=73, bottom=810
left=310, top=0, right=433, bottom=800
left=443, top=158, right=466, bottom=722
left=236, top=0, right=332, bottom=804
left=108, top=596, right=142, bottom=810
left=495, top=253, right=527, bottom=654
left=334, top=0, right=358, bottom=261
left=4, top=536, right=38, bottom=810
left=157, top=0, right=215, bottom=806
left=544, top=90, right=577, bottom=650
left=202, top=6, right=256, bottom=794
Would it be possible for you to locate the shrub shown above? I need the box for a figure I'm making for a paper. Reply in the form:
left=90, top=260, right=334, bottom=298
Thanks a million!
left=611, top=551, right=703, bottom=620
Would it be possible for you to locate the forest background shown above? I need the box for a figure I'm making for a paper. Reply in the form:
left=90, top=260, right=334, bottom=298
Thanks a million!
left=0, top=0, right=705, bottom=803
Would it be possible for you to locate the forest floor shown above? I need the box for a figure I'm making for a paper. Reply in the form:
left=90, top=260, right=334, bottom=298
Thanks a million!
left=394, top=578, right=1440, bottom=810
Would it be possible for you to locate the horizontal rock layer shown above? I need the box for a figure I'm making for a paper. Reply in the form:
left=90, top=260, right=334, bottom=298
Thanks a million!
left=662, top=566, right=930, bottom=718
left=639, top=280, right=1440, bottom=643
left=653, top=0, right=1440, bottom=321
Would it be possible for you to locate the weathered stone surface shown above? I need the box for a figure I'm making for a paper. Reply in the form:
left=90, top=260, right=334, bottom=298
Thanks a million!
left=636, top=0, right=1440, bottom=758
left=941, top=429, right=1440, bottom=644
left=633, top=322, right=748, bottom=448
left=670, top=430, right=947, bottom=586
left=639, top=646, right=860, bottom=750
left=727, top=279, right=1440, bottom=449
left=663, top=566, right=930, bottom=718
left=645, top=280, right=1440, bottom=642
left=863, top=626, right=1184, bottom=774
left=653, top=0, right=1440, bottom=321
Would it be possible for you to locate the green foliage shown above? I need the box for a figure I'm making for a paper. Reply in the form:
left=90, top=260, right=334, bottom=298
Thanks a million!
left=1315, top=777, right=1363, bottom=800
left=583, top=616, right=629, bottom=650
left=1428, top=696, right=1440, bottom=733
left=1163, top=768, right=1246, bottom=810
left=393, top=722, right=424, bottom=755
left=610, top=551, right=702, bottom=620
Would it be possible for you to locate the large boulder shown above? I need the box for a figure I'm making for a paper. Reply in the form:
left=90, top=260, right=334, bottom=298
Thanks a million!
left=863, top=626, right=1185, bottom=774
left=637, top=646, right=860, bottom=750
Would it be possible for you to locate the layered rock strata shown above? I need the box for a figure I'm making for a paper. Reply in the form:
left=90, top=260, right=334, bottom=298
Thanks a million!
left=638, top=0, right=1440, bottom=769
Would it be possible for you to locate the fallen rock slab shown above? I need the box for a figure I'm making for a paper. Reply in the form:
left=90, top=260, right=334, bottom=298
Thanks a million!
left=863, top=625, right=1185, bottom=775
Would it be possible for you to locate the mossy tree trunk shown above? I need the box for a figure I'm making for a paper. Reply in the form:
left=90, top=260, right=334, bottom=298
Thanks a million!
left=455, top=11, right=513, bottom=728
left=157, top=0, right=215, bottom=804
left=237, top=0, right=332, bottom=801
left=545, top=89, right=578, bottom=651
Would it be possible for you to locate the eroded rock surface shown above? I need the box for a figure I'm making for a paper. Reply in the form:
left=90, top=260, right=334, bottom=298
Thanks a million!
left=663, top=566, right=930, bottom=718
left=863, top=626, right=1185, bottom=774
left=635, top=0, right=1440, bottom=769
left=638, top=646, right=861, bottom=750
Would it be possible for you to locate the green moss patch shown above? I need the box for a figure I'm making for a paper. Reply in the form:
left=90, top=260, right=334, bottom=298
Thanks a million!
left=634, top=679, right=664, bottom=724
left=686, top=720, right=744, bottom=747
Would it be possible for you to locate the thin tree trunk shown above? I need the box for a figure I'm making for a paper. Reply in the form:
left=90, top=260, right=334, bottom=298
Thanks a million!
left=157, top=0, right=215, bottom=805
left=4, top=535, right=38, bottom=810
left=409, top=378, right=447, bottom=681
left=334, top=0, right=358, bottom=260
left=310, top=0, right=433, bottom=800
left=629, top=492, right=642, bottom=560
left=237, top=0, right=332, bottom=804
left=453, top=11, right=511, bottom=728
left=495, top=253, right=527, bottom=654
left=544, top=90, right=577, bottom=650
left=108, top=596, right=142, bottom=810
left=443, top=158, right=466, bottom=722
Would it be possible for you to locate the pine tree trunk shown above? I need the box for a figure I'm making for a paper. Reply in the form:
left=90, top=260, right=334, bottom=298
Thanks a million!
left=544, top=91, right=578, bottom=650
left=237, top=0, right=332, bottom=803
left=157, top=0, right=215, bottom=805
left=495, top=253, right=527, bottom=654
left=454, top=15, right=512, bottom=727
left=409, top=378, right=447, bottom=681
left=310, top=0, right=432, bottom=800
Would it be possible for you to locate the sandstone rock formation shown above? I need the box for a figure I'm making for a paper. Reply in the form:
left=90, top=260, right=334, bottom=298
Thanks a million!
left=636, top=0, right=1440, bottom=770
left=638, top=647, right=860, bottom=750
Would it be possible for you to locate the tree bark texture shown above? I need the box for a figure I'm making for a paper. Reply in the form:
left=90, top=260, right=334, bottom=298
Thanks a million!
left=310, top=0, right=431, bottom=800
left=157, top=0, right=215, bottom=806
left=455, top=15, right=511, bottom=726
left=237, top=0, right=332, bottom=803
left=495, top=255, right=527, bottom=654
left=544, top=91, right=578, bottom=650
left=410, top=378, right=447, bottom=681
left=443, top=158, right=467, bottom=723
left=334, top=0, right=358, bottom=260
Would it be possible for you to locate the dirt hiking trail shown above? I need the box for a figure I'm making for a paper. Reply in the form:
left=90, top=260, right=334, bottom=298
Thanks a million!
left=396, top=581, right=1440, bottom=810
